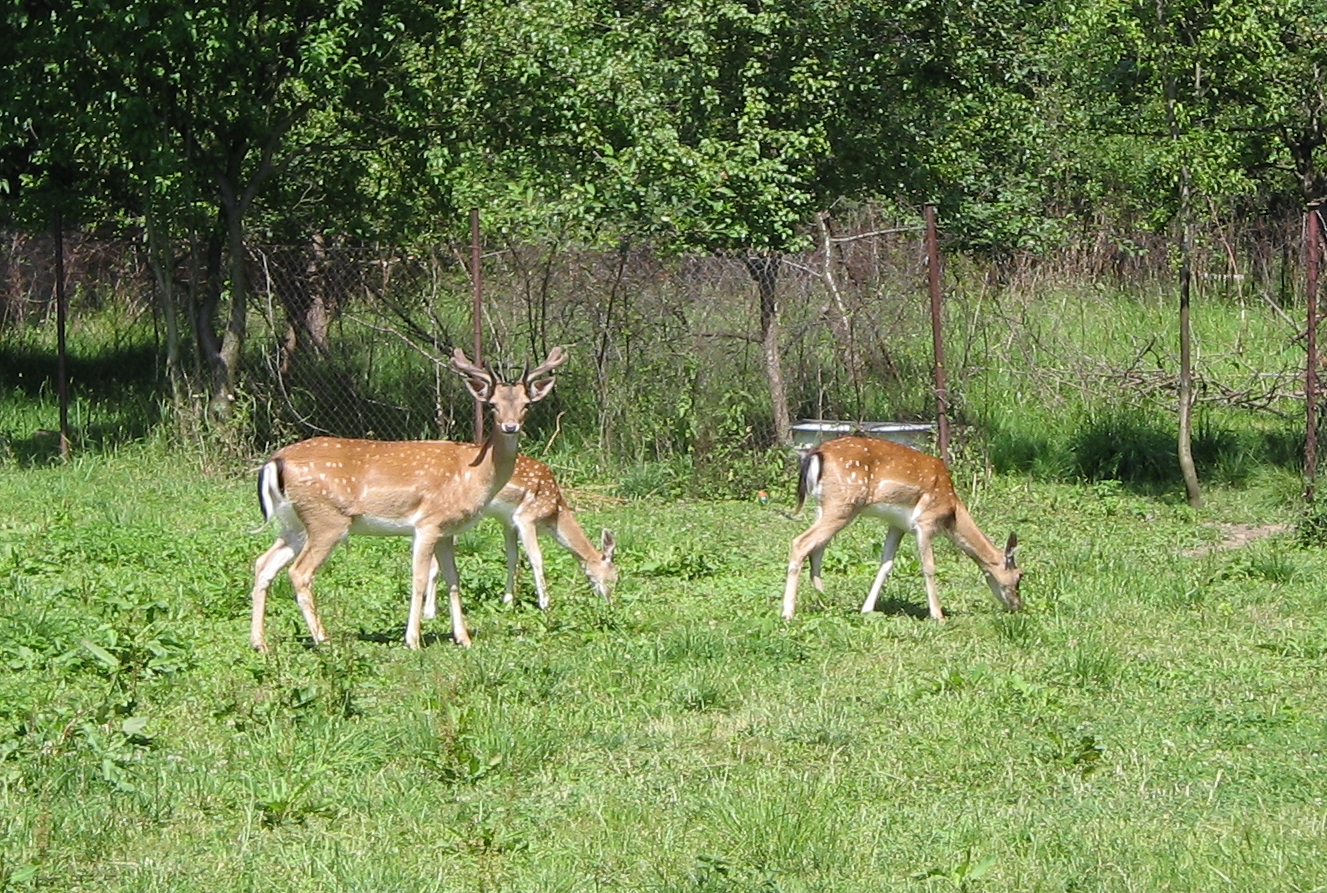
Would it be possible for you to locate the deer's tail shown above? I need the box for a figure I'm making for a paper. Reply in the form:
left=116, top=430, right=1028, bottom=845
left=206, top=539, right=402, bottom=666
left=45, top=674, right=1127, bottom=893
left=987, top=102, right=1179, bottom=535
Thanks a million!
left=256, top=458, right=285, bottom=523
left=795, top=449, right=822, bottom=513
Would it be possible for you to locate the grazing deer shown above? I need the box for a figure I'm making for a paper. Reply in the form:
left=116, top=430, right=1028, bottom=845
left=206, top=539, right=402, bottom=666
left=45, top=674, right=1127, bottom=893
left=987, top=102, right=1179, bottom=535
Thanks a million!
left=422, top=455, right=617, bottom=616
left=248, top=347, right=568, bottom=651
left=783, top=436, right=1020, bottom=621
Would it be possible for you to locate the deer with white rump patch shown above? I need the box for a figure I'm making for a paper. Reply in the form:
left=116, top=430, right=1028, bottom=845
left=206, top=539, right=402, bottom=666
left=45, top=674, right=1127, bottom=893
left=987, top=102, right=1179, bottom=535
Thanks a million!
left=423, top=455, right=618, bottom=616
left=783, top=435, right=1021, bottom=621
left=248, top=347, right=567, bottom=651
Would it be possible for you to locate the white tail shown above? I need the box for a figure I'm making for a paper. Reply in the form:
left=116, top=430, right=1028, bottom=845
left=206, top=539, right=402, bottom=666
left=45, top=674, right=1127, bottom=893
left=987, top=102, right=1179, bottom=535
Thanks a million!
left=422, top=455, right=618, bottom=615
left=783, top=436, right=1021, bottom=620
left=248, top=347, right=568, bottom=651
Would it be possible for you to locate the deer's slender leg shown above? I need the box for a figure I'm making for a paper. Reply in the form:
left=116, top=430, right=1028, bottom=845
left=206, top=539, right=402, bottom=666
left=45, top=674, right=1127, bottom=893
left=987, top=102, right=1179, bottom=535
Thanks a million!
left=433, top=536, right=471, bottom=647
left=861, top=526, right=906, bottom=614
left=406, top=530, right=443, bottom=649
left=915, top=526, right=946, bottom=621
left=286, top=526, right=347, bottom=645
left=423, top=555, right=440, bottom=621
left=515, top=519, right=550, bottom=610
left=783, top=508, right=856, bottom=619
left=250, top=534, right=301, bottom=651
left=501, top=525, right=521, bottom=604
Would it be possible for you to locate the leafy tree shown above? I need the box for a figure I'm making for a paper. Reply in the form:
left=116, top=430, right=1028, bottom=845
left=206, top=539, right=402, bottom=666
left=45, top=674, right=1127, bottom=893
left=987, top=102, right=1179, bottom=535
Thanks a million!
left=1048, top=0, right=1326, bottom=505
left=843, top=0, right=1059, bottom=255
left=402, top=0, right=847, bottom=444
left=1050, top=0, right=1326, bottom=222
left=1, top=2, right=126, bottom=229
left=625, top=0, right=840, bottom=444
left=404, top=0, right=1061, bottom=443
left=3, top=0, right=446, bottom=417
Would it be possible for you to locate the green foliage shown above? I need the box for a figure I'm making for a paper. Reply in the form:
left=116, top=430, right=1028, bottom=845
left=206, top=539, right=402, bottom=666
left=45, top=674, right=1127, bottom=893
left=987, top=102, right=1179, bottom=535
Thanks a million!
left=5, top=0, right=1326, bottom=264
left=1296, top=495, right=1327, bottom=546
left=250, top=772, right=337, bottom=828
left=0, top=441, right=1325, bottom=891
left=1033, top=726, right=1105, bottom=777
left=1050, top=0, right=1327, bottom=226
left=416, top=704, right=508, bottom=785
left=637, top=544, right=725, bottom=581
left=913, top=848, right=999, bottom=892
left=694, top=389, right=792, bottom=499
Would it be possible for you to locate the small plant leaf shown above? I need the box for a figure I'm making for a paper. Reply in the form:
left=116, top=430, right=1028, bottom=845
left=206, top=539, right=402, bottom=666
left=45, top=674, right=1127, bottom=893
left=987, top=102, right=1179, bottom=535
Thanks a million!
left=967, top=854, right=998, bottom=881
left=79, top=639, right=121, bottom=673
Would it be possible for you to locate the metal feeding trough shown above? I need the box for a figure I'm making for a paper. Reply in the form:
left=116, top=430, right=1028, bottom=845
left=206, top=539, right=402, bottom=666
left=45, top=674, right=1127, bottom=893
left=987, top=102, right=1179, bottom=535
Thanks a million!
left=790, top=419, right=936, bottom=452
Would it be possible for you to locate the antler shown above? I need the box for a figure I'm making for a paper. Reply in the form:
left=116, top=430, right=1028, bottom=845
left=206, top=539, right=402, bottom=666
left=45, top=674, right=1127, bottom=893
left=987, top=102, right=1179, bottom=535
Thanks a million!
left=524, top=346, right=568, bottom=383
left=450, top=347, right=490, bottom=380
left=450, top=347, right=498, bottom=403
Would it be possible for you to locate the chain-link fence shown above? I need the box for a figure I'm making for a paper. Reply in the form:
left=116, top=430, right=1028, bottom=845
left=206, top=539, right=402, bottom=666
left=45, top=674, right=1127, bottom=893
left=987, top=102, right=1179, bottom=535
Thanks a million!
left=238, top=217, right=946, bottom=456
left=1, top=209, right=1312, bottom=468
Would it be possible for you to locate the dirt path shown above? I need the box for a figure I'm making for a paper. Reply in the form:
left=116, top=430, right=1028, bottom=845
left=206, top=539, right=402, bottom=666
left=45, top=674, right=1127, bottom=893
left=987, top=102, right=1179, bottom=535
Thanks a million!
left=1181, top=522, right=1292, bottom=557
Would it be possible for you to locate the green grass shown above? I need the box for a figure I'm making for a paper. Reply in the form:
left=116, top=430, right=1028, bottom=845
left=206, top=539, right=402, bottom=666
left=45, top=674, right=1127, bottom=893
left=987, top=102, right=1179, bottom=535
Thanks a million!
left=956, top=285, right=1305, bottom=485
left=1, top=277, right=1320, bottom=890
left=1, top=444, right=1325, bottom=892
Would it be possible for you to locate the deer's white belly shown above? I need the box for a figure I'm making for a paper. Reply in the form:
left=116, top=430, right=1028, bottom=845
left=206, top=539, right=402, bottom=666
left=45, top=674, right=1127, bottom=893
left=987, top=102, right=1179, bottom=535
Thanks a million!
left=350, top=515, right=417, bottom=536
left=860, top=501, right=921, bottom=530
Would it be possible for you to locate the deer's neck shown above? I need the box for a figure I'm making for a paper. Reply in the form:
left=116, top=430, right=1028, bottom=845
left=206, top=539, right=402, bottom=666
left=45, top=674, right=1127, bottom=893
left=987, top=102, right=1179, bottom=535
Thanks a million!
left=948, top=505, right=1003, bottom=572
left=552, top=509, right=598, bottom=564
left=479, top=430, right=521, bottom=500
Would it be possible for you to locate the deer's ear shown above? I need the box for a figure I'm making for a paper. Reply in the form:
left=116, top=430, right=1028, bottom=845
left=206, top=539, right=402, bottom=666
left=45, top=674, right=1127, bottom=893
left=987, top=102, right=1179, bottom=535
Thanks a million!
left=601, top=528, right=616, bottom=560
left=451, top=348, right=497, bottom=401
left=1004, top=532, right=1019, bottom=569
left=525, top=374, right=557, bottom=403
left=462, top=373, right=496, bottom=403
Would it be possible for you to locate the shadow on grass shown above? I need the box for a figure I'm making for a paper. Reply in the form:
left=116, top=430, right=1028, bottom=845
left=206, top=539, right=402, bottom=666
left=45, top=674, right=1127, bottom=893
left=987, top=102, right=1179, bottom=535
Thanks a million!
left=982, top=406, right=1304, bottom=493
left=1, top=343, right=165, bottom=463
left=355, top=627, right=457, bottom=648
left=2, top=342, right=159, bottom=398
left=3, top=429, right=65, bottom=464
left=861, top=597, right=932, bottom=620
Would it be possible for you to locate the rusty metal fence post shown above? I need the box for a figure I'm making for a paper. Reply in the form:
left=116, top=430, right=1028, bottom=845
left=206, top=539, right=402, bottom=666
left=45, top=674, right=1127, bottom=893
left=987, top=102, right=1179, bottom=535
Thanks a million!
left=1307, top=203, right=1322, bottom=501
left=470, top=208, right=484, bottom=441
left=54, top=210, right=70, bottom=460
left=925, top=204, right=951, bottom=464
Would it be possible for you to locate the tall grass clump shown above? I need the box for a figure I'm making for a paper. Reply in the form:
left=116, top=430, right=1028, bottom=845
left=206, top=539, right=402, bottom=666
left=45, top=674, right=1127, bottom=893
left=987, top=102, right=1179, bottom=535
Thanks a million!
left=963, top=282, right=1302, bottom=493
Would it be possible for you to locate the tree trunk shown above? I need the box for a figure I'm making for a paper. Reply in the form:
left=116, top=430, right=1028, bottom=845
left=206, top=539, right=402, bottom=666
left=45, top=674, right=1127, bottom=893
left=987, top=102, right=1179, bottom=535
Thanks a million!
left=744, top=253, right=793, bottom=446
left=304, top=233, right=332, bottom=352
left=1164, top=45, right=1201, bottom=506
left=595, top=241, right=629, bottom=455
left=1306, top=204, right=1323, bottom=500
left=215, top=183, right=249, bottom=420
left=279, top=233, right=334, bottom=373
left=815, top=212, right=863, bottom=414
left=194, top=224, right=227, bottom=403
left=1177, top=185, right=1201, bottom=507
left=145, top=213, right=184, bottom=403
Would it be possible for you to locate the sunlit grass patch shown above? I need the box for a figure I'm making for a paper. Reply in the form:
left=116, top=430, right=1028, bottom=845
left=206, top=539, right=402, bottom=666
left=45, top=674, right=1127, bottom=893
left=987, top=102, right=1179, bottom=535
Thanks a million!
left=1, top=386, right=1324, bottom=891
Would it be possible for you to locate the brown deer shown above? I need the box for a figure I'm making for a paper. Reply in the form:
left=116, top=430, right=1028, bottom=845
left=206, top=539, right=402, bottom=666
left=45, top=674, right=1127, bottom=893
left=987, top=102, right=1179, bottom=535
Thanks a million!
left=783, top=436, right=1020, bottom=621
left=248, top=347, right=567, bottom=651
left=422, top=455, right=617, bottom=616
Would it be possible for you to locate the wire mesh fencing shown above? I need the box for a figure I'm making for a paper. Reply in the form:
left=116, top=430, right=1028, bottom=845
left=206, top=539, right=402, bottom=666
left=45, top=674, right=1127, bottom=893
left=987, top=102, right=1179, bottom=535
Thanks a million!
left=237, top=218, right=941, bottom=456
left=0, top=209, right=1312, bottom=467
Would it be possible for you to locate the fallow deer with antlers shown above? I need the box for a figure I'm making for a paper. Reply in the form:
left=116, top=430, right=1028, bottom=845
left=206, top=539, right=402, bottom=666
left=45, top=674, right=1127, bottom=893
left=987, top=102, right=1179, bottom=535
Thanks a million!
left=248, top=347, right=568, bottom=651
left=423, top=455, right=617, bottom=616
left=783, top=435, right=1021, bottom=621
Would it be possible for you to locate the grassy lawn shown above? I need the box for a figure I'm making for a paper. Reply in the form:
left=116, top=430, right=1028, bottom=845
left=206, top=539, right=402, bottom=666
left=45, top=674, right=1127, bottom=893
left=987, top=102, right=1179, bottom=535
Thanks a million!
left=1, top=445, right=1323, bottom=892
